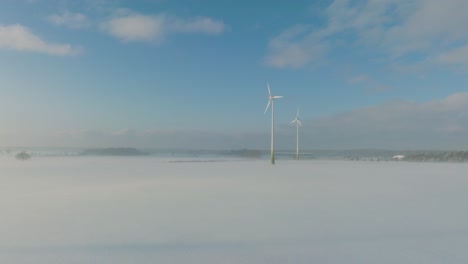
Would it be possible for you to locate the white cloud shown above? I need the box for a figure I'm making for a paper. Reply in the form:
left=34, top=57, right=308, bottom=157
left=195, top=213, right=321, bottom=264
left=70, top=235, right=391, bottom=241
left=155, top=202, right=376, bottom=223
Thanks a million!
left=0, top=24, right=82, bottom=55
left=433, top=45, right=468, bottom=65
left=171, top=16, right=226, bottom=35
left=380, top=0, right=468, bottom=57
left=264, top=25, right=328, bottom=68
left=298, top=92, right=468, bottom=149
left=15, top=93, right=468, bottom=150
left=5, top=92, right=468, bottom=150
left=265, top=0, right=468, bottom=68
left=348, top=74, right=394, bottom=93
left=101, top=14, right=166, bottom=42
left=25, top=129, right=241, bottom=149
left=348, top=74, right=370, bottom=84
left=100, top=11, right=226, bottom=43
left=48, top=11, right=90, bottom=29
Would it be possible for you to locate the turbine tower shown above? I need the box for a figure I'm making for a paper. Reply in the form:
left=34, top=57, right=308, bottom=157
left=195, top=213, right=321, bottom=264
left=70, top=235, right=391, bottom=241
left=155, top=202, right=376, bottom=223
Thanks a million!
left=290, top=108, right=302, bottom=160
left=264, top=83, right=283, bottom=165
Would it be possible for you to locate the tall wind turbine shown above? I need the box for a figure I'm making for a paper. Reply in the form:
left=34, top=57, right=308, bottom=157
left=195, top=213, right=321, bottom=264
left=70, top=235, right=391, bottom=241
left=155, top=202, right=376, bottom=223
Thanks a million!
left=290, top=108, right=302, bottom=160
left=264, top=83, right=283, bottom=165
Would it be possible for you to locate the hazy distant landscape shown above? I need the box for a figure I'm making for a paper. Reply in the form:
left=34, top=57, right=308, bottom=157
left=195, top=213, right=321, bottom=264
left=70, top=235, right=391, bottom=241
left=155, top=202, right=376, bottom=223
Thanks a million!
left=4, top=147, right=468, bottom=163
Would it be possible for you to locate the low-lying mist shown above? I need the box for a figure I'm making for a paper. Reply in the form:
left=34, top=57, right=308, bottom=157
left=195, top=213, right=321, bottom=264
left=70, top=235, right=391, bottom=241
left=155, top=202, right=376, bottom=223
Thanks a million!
left=1, top=157, right=468, bottom=263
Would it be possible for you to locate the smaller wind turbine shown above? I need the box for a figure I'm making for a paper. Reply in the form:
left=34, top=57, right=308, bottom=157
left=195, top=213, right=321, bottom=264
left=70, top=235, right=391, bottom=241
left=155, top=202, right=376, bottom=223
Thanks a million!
left=290, top=108, right=302, bottom=160
left=264, top=83, right=283, bottom=165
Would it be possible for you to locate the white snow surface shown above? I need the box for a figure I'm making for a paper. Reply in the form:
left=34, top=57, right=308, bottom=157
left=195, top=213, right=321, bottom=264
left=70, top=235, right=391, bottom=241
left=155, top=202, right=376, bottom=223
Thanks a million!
left=1, top=156, right=468, bottom=264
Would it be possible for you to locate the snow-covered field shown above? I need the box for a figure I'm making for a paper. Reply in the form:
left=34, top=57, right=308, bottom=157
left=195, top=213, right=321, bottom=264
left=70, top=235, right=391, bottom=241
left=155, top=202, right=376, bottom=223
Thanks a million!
left=1, top=157, right=467, bottom=264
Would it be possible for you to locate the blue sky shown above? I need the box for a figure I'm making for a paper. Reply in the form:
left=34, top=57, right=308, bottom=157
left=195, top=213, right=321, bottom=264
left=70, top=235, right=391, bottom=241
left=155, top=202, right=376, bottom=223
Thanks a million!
left=1, top=0, right=468, bottom=150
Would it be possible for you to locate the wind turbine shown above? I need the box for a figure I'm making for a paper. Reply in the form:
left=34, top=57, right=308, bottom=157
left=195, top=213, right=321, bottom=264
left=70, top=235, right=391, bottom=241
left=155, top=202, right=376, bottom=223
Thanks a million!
left=264, top=83, right=283, bottom=165
left=290, top=108, right=302, bottom=160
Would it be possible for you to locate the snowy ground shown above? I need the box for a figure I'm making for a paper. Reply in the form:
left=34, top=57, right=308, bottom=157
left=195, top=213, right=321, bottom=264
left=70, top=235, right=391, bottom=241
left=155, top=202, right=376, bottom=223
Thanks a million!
left=1, top=157, right=468, bottom=264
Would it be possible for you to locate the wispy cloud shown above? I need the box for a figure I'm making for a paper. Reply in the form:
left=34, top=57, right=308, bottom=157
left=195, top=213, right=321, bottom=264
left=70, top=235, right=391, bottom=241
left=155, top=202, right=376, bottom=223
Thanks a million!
left=100, top=10, right=227, bottom=43
left=433, top=45, right=468, bottom=66
left=264, top=25, right=328, bottom=68
left=101, top=13, right=166, bottom=42
left=348, top=74, right=394, bottom=93
left=265, top=0, right=468, bottom=69
left=0, top=24, right=82, bottom=55
left=348, top=74, right=371, bottom=84
left=6, top=93, right=468, bottom=149
left=170, top=16, right=226, bottom=35
left=47, top=11, right=90, bottom=29
left=300, top=92, right=468, bottom=149
left=34, top=129, right=241, bottom=149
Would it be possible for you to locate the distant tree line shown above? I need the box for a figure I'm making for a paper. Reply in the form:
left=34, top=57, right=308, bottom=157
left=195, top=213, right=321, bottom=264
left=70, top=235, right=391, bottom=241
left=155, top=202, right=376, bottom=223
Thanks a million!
left=80, top=148, right=149, bottom=156
left=222, top=149, right=263, bottom=159
left=404, top=151, right=468, bottom=162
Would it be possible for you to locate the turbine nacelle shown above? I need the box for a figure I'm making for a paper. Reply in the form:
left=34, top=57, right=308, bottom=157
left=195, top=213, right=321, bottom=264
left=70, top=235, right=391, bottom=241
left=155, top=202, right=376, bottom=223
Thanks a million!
left=290, top=109, right=302, bottom=126
left=264, top=83, right=283, bottom=113
left=290, top=118, right=302, bottom=126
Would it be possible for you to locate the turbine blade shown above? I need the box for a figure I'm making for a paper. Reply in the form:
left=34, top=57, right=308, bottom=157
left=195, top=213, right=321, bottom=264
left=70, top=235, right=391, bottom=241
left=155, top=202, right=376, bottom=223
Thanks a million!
left=267, top=83, right=271, bottom=97
left=296, top=108, right=300, bottom=118
left=264, top=99, right=271, bottom=114
left=298, top=120, right=302, bottom=126
left=272, top=96, right=283, bottom=99
left=290, top=119, right=296, bottom=124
